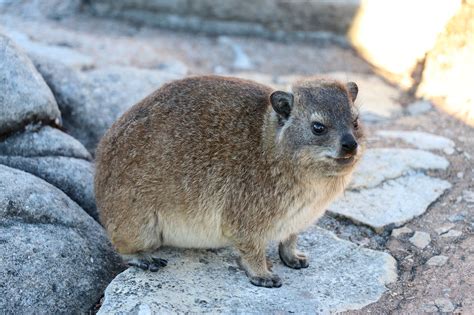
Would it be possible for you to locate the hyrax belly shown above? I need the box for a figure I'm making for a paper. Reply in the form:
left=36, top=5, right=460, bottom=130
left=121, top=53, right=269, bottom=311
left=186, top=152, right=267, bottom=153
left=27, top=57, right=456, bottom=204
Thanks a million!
left=160, top=210, right=230, bottom=249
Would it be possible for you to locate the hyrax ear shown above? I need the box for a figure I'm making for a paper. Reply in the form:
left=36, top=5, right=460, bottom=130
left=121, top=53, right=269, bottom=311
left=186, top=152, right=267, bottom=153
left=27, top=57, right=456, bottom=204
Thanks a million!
left=346, top=82, right=358, bottom=102
left=270, top=91, right=294, bottom=120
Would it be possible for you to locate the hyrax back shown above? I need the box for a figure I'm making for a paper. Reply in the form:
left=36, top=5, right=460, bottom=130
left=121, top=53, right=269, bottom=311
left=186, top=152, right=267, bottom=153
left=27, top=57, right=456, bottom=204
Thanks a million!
left=95, top=75, right=364, bottom=287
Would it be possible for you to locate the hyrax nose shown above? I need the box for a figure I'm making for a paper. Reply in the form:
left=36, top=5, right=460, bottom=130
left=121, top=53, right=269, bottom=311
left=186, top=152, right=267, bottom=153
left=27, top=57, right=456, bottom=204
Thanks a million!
left=341, top=133, right=358, bottom=155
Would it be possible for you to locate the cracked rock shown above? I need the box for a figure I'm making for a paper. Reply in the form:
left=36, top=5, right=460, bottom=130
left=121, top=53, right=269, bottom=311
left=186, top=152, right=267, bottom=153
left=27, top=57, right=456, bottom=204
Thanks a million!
left=434, top=298, right=455, bottom=312
left=0, top=165, right=121, bottom=313
left=441, top=230, right=462, bottom=238
left=330, top=174, right=451, bottom=231
left=98, top=227, right=397, bottom=314
left=349, top=148, right=449, bottom=190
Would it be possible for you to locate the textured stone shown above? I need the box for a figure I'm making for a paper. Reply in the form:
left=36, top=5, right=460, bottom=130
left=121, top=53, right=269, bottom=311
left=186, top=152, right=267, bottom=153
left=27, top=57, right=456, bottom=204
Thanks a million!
left=376, top=130, right=455, bottom=155
left=426, top=255, right=449, bottom=266
left=99, top=227, right=397, bottom=314
left=0, top=165, right=122, bottom=313
left=409, top=231, right=431, bottom=249
left=0, top=156, right=97, bottom=220
left=349, top=148, right=449, bottom=190
left=436, top=224, right=455, bottom=235
left=0, top=32, right=60, bottom=135
left=35, top=59, right=182, bottom=152
left=0, top=126, right=91, bottom=160
left=329, top=174, right=451, bottom=231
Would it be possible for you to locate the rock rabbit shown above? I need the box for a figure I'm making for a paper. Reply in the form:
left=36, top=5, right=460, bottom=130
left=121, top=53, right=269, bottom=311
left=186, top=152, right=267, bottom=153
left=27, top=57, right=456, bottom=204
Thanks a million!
left=95, top=75, right=364, bottom=288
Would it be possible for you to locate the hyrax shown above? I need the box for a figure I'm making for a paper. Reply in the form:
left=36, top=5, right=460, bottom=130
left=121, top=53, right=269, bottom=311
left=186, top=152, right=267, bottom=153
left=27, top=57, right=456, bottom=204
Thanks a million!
left=95, top=75, right=364, bottom=288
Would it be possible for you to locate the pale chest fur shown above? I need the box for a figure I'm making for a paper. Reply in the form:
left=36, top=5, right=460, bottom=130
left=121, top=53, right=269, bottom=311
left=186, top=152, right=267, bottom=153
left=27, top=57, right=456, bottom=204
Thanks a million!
left=270, top=175, right=350, bottom=242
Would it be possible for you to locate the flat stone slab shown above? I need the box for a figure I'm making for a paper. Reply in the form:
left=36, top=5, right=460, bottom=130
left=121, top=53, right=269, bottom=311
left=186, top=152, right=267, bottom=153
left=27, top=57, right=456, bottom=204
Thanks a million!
left=350, top=148, right=449, bottom=190
left=329, top=174, right=451, bottom=231
left=376, top=130, right=455, bottom=154
left=99, top=227, right=397, bottom=314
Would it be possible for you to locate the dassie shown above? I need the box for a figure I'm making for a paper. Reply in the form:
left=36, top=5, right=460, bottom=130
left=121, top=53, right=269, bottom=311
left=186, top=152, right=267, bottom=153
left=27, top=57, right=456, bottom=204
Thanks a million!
left=95, top=75, right=364, bottom=288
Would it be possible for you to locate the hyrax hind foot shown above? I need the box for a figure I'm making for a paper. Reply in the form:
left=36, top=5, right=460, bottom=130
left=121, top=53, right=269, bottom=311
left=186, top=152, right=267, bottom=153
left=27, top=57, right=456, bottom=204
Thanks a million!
left=236, top=242, right=282, bottom=288
left=279, top=234, right=309, bottom=269
left=124, top=254, right=168, bottom=272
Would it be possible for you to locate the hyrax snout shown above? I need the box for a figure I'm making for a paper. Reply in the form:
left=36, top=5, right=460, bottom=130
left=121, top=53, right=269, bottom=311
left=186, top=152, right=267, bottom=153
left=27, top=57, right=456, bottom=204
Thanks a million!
left=95, top=75, right=364, bottom=288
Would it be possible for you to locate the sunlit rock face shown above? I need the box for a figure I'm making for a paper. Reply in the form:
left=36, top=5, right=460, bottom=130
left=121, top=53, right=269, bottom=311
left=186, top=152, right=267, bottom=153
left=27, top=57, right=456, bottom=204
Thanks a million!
left=417, top=1, right=474, bottom=127
left=348, top=0, right=461, bottom=89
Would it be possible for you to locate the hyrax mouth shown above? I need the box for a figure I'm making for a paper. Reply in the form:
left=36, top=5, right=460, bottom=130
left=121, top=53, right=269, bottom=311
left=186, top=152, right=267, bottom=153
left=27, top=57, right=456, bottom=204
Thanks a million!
left=332, top=155, right=355, bottom=166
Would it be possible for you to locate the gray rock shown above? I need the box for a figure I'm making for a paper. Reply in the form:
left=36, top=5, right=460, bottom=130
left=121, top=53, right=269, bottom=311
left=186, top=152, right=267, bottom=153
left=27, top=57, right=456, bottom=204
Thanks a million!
left=426, top=255, right=449, bottom=266
left=434, top=298, right=455, bottom=312
left=406, top=100, right=432, bottom=115
left=349, top=148, right=449, bottom=190
left=0, top=126, right=91, bottom=160
left=409, top=231, right=431, bottom=249
left=0, top=165, right=122, bottom=313
left=0, top=33, right=60, bottom=135
left=98, top=226, right=397, bottom=314
left=329, top=174, right=451, bottom=231
left=0, top=156, right=97, bottom=220
left=34, top=59, right=182, bottom=152
left=376, top=130, right=455, bottom=155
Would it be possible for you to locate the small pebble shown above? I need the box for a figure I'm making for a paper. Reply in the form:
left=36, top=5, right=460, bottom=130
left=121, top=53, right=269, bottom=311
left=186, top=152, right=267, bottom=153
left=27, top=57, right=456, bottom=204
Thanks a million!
left=434, top=298, right=455, bottom=312
left=441, top=230, right=462, bottom=238
left=409, top=231, right=431, bottom=249
left=457, top=172, right=464, bottom=179
left=406, top=100, right=432, bottom=115
left=391, top=226, right=412, bottom=238
left=426, top=255, right=449, bottom=266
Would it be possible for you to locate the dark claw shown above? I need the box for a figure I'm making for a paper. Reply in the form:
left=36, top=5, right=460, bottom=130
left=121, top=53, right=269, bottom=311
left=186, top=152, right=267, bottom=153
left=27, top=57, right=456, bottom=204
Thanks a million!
left=149, top=263, right=160, bottom=272
left=152, top=257, right=168, bottom=267
left=250, top=274, right=282, bottom=288
left=128, top=260, right=149, bottom=270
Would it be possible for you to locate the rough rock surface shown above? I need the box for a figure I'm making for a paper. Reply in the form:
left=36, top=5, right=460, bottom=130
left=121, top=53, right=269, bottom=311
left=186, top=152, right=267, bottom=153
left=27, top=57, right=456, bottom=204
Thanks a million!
left=330, top=174, right=451, bottom=231
left=0, top=165, right=122, bottom=313
left=35, top=60, right=183, bottom=152
left=0, top=156, right=97, bottom=220
left=349, top=148, right=449, bottom=190
left=98, top=227, right=397, bottom=314
left=0, top=126, right=91, bottom=160
left=376, top=130, right=455, bottom=154
left=0, top=33, right=60, bottom=135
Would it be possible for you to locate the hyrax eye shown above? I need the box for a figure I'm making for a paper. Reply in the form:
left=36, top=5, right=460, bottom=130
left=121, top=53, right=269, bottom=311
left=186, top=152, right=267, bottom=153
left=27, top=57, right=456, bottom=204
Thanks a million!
left=353, top=119, right=359, bottom=129
left=311, top=122, right=327, bottom=135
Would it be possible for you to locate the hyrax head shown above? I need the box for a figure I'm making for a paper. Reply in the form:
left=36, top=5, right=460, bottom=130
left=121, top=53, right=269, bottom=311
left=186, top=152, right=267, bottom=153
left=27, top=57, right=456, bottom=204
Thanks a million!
left=270, top=77, right=364, bottom=176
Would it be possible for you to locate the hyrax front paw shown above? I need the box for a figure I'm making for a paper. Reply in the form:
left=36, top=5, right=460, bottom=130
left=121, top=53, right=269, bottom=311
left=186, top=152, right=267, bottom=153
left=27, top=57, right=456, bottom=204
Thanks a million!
left=249, top=273, right=282, bottom=288
left=279, top=248, right=309, bottom=269
left=126, top=256, right=168, bottom=272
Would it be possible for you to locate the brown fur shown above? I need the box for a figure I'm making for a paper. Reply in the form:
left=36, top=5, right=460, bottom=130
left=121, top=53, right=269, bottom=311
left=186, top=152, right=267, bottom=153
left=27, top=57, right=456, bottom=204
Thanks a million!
left=95, top=75, right=365, bottom=287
